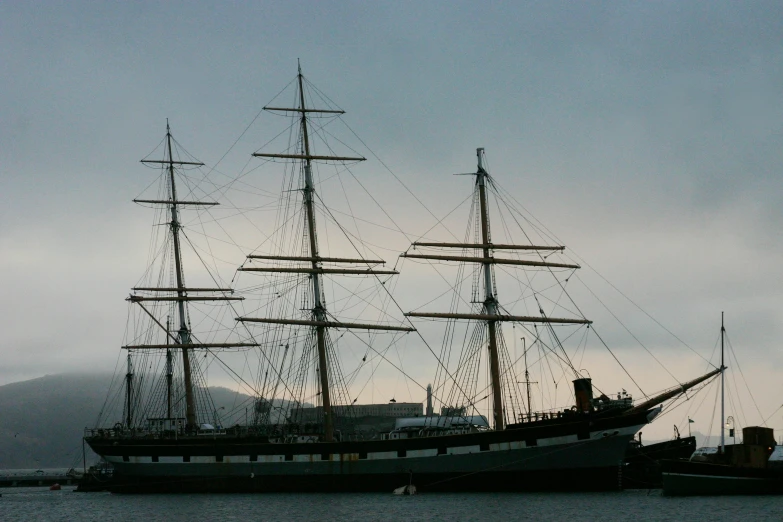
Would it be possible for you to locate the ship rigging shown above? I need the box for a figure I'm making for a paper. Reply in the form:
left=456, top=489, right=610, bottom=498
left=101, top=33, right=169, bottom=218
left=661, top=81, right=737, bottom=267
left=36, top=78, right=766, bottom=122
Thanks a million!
left=85, top=65, right=723, bottom=493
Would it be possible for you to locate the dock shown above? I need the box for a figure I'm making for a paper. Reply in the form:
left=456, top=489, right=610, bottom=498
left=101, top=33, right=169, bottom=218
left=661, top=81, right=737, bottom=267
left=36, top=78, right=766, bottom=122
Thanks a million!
left=0, top=470, right=78, bottom=488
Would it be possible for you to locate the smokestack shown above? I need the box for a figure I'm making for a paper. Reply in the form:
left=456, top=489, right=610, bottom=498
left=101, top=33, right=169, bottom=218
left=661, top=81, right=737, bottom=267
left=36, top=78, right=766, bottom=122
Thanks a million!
left=573, top=378, right=593, bottom=413
left=426, top=384, right=433, bottom=416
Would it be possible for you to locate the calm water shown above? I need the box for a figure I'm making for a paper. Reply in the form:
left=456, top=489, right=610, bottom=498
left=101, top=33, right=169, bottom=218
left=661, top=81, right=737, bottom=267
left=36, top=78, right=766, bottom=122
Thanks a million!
left=2, top=487, right=782, bottom=521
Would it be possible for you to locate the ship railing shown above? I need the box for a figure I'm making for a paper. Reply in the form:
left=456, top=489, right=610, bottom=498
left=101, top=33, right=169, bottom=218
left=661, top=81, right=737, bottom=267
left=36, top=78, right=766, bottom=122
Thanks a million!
left=84, top=424, right=362, bottom=440
left=83, top=427, right=190, bottom=439
left=514, top=407, right=585, bottom=424
left=594, top=397, right=634, bottom=412
left=84, top=427, right=126, bottom=438
left=197, top=429, right=228, bottom=436
left=418, top=427, right=476, bottom=438
left=380, top=426, right=482, bottom=440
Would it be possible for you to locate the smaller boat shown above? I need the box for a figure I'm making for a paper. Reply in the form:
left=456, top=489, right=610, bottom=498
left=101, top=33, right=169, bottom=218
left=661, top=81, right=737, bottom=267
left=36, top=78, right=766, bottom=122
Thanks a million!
left=661, top=426, right=781, bottom=496
left=623, top=431, right=696, bottom=489
left=392, top=485, right=417, bottom=496
left=75, top=461, right=113, bottom=493
left=49, top=483, right=61, bottom=491
left=661, top=314, right=782, bottom=496
left=65, top=468, right=84, bottom=480
left=393, top=471, right=417, bottom=496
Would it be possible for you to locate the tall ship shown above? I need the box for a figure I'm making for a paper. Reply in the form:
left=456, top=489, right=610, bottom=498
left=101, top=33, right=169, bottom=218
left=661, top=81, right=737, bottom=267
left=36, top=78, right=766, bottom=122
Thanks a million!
left=84, top=66, right=720, bottom=493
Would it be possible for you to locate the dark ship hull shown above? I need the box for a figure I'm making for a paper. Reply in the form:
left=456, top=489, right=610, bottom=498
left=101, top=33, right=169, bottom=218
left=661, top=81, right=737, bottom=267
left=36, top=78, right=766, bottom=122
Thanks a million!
left=86, top=409, right=654, bottom=493
left=660, top=459, right=782, bottom=496
left=622, top=436, right=696, bottom=489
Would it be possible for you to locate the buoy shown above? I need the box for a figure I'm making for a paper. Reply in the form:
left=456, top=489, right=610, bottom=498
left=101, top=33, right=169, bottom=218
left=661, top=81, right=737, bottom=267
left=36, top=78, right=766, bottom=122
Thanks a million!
left=393, top=484, right=417, bottom=495
left=50, top=483, right=61, bottom=491
left=393, top=470, right=417, bottom=495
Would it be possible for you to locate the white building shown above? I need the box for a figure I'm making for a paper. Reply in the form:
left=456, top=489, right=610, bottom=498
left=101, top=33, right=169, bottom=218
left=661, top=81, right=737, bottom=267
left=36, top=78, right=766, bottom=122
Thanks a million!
left=293, top=402, right=422, bottom=423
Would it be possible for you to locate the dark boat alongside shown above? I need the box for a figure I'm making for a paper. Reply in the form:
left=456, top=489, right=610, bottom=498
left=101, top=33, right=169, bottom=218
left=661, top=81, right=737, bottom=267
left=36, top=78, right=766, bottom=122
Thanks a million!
left=661, top=427, right=782, bottom=496
left=84, top=66, right=721, bottom=494
left=622, top=433, right=696, bottom=489
left=74, top=462, right=113, bottom=492
left=660, top=314, right=783, bottom=496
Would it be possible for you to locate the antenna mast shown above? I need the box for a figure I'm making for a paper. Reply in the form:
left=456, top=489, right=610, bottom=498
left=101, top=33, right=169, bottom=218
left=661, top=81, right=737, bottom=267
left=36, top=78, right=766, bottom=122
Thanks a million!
left=720, top=311, right=725, bottom=453
left=523, top=338, right=533, bottom=420
left=125, top=353, right=133, bottom=428
left=166, top=316, right=173, bottom=420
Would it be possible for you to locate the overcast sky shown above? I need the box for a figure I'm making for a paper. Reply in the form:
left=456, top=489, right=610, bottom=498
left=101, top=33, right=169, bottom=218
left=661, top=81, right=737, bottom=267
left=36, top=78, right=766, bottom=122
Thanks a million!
left=2, top=1, right=782, bottom=439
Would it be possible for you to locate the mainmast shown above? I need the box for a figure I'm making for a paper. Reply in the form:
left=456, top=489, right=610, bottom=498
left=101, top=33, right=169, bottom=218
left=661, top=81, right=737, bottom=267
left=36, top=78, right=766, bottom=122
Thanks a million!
left=297, top=66, right=335, bottom=442
left=238, top=65, right=414, bottom=442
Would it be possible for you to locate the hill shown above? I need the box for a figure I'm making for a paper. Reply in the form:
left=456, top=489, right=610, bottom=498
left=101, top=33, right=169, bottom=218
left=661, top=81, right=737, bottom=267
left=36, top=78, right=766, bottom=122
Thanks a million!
left=0, top=373, right=259, bottom=469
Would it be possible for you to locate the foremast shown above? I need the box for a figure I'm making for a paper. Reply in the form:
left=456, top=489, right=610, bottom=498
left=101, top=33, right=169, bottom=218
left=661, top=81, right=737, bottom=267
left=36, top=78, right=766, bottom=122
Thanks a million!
left=404, top=148, right=589, bottom=430
left=238, top=65, right=414, bottom=442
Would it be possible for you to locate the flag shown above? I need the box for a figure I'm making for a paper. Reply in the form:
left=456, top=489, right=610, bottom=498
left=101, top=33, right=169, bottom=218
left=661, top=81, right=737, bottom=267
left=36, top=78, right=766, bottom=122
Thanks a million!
left=689, top=419, right=695, bottom=423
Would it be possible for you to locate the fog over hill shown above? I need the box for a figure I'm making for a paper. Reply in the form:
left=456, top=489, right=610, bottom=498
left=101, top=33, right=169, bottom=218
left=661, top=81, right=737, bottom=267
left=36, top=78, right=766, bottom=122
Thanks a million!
left=0, top=373, right=260, bottom=469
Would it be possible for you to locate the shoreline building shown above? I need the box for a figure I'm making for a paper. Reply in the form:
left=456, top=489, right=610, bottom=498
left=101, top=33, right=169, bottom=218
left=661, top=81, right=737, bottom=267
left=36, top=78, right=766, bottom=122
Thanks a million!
left=294, top=402, right=422, bottom=423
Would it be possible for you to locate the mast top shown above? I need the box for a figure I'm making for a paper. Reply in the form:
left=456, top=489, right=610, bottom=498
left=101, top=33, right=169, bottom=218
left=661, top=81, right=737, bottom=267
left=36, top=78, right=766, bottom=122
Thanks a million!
left=140, top=121, right=205, bottom=167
